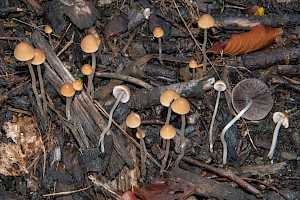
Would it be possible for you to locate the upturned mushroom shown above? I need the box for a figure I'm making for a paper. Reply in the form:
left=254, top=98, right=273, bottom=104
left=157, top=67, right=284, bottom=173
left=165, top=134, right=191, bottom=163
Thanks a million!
left=160, top=124, right=176, bottom=174
left=208, top=80, right=226, bottom=153
left=171, top=97, right=190, bottom=166
left=81, top=35, right=100, bottom=98
left=153, top=27, right=164, bottom=65
left=60, top=82, right=75, bottom=120
left=31, top=48, right=47, bottom=114
left=198, top=14, right=215, bottom=74
left=14, top=43, right=44, bottom=115
left=267, top=112, right=289, bottom=159
left=221, top=79, right=273, bottom=164
left=98, top=85, right=131, bottom=152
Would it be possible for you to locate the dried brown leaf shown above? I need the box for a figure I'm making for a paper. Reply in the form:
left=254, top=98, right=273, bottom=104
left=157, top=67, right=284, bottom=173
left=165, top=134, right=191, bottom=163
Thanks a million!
left=121, top=191, right=138, bottom=200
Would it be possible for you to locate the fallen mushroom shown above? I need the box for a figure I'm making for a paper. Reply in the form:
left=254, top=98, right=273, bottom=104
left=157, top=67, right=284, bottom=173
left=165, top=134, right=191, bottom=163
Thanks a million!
left=221, top=79, right=273, bottom=164
left=160, top=124, right=176, bottom=174
left=208, top=80, right=226, bottom=153
left=267, top=111, right=289, bottom=159
left=60, top=82, right=75, bottom=120
left=98, top=85, right=131, bottom=152
left=153, top=27, right=164, bottom=65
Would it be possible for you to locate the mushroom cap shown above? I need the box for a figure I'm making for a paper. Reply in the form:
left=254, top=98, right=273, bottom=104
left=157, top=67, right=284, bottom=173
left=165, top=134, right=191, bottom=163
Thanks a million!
left=198, top=14, right=215, bottom=29
left=60, top=82, right=75, bottom=97
left=72, top=80, right=83, bottom=91
left=232, top=78, right=273, bottom=120
left=112, top=85, right=131, bottom=103
left=81, top=64, right=93, bottom=75
left=160, top=124, right=176, bottom=139
left=189, top=59, right=198, bottom=69
left=273, top=112, right=289, bottom=128
left=171, top=97, right=190, bottom=115
left=214, top=80, right=226, bottom=92
left=31, top=48, right=46, bottom=65
left=153, top=27, right=164, bottom=38
left=136, top=129, right=146, bottom=139
left=80, top=35, right=99, bottom=53
left=14, top=42, right=35, bottom=62
left=160, top=89, right=180, bottom=107
left=126, top=112, right=141, bottom=128
left=44, top=25, right=53, bottom=34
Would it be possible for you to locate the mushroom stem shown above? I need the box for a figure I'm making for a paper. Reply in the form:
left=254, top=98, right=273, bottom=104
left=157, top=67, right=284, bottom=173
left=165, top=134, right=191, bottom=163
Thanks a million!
left=48, top=33, right=53, bottom=49
left=267, top=119, right=283, bottom=159
left=158, top=38, right=164, bottom=65
left=208, top=90, right=221, bottom=153
left=174, top=114, right=186, bottom=166
left=65, top=96, right=73, bottom=120
left=87, top=52, right=96, bottom=98
left=137, top=127, right=147, bottom=177
left=27, top=61, right=44, bottom=116
left=202, top=29, right=208, bottom=74
left=98, top=91, right=124, bottom=152
left=160, top=138, right=170, bottom=174
left=192, top=68, right=196, bottom=80
left=221, top=99, right=253, bottom=165
left=37, top=64, right=47, bottom=114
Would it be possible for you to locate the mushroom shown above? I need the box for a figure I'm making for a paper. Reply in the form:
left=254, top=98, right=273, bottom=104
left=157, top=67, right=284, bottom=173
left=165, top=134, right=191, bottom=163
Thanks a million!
left=72, top=79, right=83, bottom=91
left=31, top=48, right=47, bottom=115
left=267, top=112, right=289, bottom=159
left=171, top=97, right=190, bottom=166
left=126, top=112, right=147, bottom=177
left=60, top=82, right=75, bottom=120
left=198, top=14, right=215, bottom=74
left=98, top=85, right=131, bottom=152
left=221, top=79, right=273, bottom=164
left=188, top=59, right=199, bottom=80
left=208, top=80, right=226, bottom=153
left=14, top=42, right=44, bottom=115
left=160, top=124, right=176, bottom=174
left=80, top=35, right=100, bottom=98
left=153, top=27, right=164, bottom=65
left=44, top=25, right=53, bottom=48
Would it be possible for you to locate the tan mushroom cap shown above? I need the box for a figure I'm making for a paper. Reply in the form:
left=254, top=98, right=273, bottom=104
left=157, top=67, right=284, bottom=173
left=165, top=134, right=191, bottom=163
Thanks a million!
left=44, top=25, right=53, bottom=34
left=80, top=35, right=99, bottom=53
left=136, top=129, right=146, bottom=139
left=153, top=27, right=164, bottom=38
left=198, top=14, right=215, bottom=29
left=72, top=80, right=83, bottom=91
left=60, top=82, right=75, bottom=97
left=160, top=124, right=176, bottom=139
left=273, top=112, right=289, bottom=128
left=81, top=64, right=93, bottom=75
left=189, top=59, right=198, bottom=69
left=160, top=89, right=180, bottom=107
left=14, top=42, right=35, bottom=62
left=113, top=85, right=131, bottom=103
left=31, top=48, right=46, bottom=65
left=171, top=97, right=190, bottom=115
left=126, top=112, right=141, bottom=128
left=214, top=80, right=226, bottom=92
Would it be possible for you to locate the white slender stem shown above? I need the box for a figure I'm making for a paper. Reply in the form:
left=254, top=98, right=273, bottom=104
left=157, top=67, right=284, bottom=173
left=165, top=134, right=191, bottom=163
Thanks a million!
left=267, top=120, right=283, bottom=159
left=37, top=64, right=47, bottom=114
left=160, top=139, right=170, bottom=175
left=174, top=114, right=186, bottom=166
left=208, top=91, right=221, bottom=153
left=221, top=99, right=253, bottom=165
left=158, top=38, right=164, bottom=65
left=202, top=29, right=208, bottom=73
left=87, top=52, right=96, bottom=98
left=98, top=92, right=124, bottom=152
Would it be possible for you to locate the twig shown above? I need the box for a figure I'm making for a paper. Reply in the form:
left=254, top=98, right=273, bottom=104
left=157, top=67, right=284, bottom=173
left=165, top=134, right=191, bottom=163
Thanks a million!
left=88, top=175, right=121, bottom=199
left=57, top=31, right=75, bottom=56
left=42, top=185, right=92, bottom=197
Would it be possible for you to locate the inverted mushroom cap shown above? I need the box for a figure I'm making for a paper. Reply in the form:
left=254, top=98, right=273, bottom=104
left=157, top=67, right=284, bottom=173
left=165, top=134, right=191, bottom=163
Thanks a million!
left=44, top=25, right=53, bottom=34
left=189, top=59, right=198, bottom=69
left=31, top=49, right=46, bottom=65
left=14, top=42, right=35, bottom=62
left=153, top=27, right=164, bottom=38
left=232, top=78, right=273, bottom=120
left=113, top=85, right=131, bottom=103
left=72, top=80, right=83, bottom=91
left=81, top=64, right=93, bottom=75
left=160, top=124, right=176, bottom=139
left=136, top=129, right=146, bottom=139
left=126, top=112, right=141, bottom=128
left=273, top=112, right=289, bottom=128
left=80, top=35, right=99, bottom=53
left=198, top=14, right=215, bottom=29
left=171, top=97, right=190, bottom=115
left=160, top=89, right=180, bottom=107
left=60, top=82, right=75, bottom=97
left=214, top=80, right=226, bottom=92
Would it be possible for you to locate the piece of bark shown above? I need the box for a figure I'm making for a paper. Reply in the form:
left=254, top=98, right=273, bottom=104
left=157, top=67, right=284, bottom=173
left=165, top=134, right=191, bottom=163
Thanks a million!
left=170, top=167, right=258, bottom=200
left=276, top=65, right=300, bottom=75
left=270, top=76, right=300, bottom=93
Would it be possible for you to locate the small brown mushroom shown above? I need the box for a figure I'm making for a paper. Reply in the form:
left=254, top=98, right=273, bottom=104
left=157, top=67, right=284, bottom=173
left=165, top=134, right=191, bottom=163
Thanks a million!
left=153, top=27, right=164, bottom=65
left=221, top=79, right=273, bottom=164
left=160, top=124, right=176, bottom=174
left=44, top=25, right=53, bottom=48
left=60, top=82, right=75, bottom=120
left=188, top=59, right=199, bottom=80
